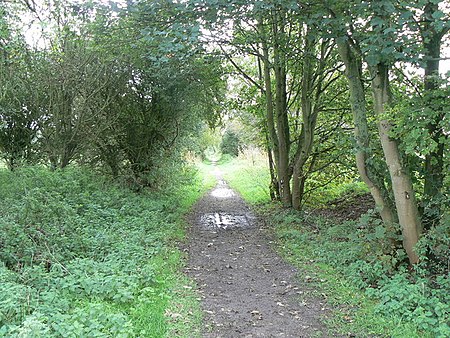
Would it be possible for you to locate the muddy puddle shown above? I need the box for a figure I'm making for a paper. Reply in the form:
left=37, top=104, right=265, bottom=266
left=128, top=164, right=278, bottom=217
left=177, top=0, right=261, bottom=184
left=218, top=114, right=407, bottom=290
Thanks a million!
left=199, top=212, right=254, bottom=230
left=199, top=177, right=255, bottom=230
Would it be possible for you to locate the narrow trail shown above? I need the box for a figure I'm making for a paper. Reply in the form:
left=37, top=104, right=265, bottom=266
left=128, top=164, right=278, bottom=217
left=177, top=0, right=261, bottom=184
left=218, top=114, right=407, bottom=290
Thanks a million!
left=185, top=166, right=334, bottom=337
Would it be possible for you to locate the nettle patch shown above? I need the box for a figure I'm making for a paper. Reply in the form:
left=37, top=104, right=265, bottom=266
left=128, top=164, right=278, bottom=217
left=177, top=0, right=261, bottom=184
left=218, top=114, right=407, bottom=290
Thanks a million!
left=0, top=167, right=190, bottom=337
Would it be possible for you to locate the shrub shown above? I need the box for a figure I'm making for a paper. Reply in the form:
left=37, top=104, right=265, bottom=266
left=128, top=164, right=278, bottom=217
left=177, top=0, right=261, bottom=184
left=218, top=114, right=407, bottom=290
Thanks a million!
left=220, top=130, right=241, bottom=157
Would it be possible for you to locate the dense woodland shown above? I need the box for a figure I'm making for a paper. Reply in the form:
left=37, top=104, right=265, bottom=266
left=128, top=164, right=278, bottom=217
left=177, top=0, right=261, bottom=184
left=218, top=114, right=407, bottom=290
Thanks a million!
left=0, top=0, right=449, bottom=337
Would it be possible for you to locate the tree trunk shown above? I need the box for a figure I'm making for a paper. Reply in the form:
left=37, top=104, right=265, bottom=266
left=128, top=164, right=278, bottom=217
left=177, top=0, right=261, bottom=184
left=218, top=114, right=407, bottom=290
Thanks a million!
left=259, top=14, right=292, bottom=207
left=292, top=171, right=307, bottom=210
left=292, top=32, right=317, bottom=210
left=265, top=132, right=279, bottom=200
left=336, top=39, right=396, bottom=225
left=258, top=33, right=280, bottom=202
left=272, top=13, right=291, bottom=207
left=422, top=1, right=446, bottom=229
left=371, top=63, right=422, bottom=264
left=260, top=28, right=279, bottom=173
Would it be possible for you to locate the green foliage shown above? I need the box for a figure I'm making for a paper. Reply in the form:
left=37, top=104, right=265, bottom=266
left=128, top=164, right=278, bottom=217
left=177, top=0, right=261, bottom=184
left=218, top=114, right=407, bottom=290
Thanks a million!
left=390, top=75, right=449, bottom=157
left=0, top=166, right=206, bottom=337
left=220, top=129, right=241, bottom=157
left=272, top=208, right=449, bottom=337
left=415, top=218, right=450, bottom=276
left=390, top=75, right=449, bottom=223
left=369, top=273, right=449, bottom=337
left=0, top=7, right=38, bottom=169
left=216, top=154, right=234, bottom=164
left=0, top=0, right=226, bottom=183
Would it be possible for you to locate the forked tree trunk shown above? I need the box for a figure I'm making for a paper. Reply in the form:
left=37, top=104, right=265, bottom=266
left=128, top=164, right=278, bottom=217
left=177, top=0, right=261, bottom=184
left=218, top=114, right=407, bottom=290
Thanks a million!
left=271, top=12, right=292, bottom=207
left=371, top=63, right=422, bottom=264
left=336, top=40, right=396, bottom=225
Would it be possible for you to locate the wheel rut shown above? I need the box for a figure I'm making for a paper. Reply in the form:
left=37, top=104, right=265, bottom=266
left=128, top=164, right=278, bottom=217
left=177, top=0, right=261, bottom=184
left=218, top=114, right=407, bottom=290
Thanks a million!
left=185, top=167, right=335, bottom=337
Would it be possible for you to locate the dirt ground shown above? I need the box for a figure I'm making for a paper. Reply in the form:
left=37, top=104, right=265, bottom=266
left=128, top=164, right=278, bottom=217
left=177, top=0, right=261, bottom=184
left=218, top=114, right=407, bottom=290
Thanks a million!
left=312, top=193, right=375, bottom=222
left=185, top=167, right=337, bottom=337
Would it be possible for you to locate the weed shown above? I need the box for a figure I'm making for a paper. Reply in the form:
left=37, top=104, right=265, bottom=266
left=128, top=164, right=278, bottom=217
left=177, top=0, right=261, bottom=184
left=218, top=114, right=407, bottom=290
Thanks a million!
left=0, top=165, right=207, bottom=337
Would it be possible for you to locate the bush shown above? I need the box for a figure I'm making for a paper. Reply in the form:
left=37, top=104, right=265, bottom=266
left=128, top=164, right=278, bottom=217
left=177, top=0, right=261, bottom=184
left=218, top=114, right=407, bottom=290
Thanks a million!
left=220, top=130, right=241, bottom=157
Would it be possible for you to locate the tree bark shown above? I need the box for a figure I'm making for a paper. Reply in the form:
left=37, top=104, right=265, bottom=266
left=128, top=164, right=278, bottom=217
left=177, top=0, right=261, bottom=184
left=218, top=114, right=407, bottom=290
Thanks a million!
left=263, top=130, right=279, bottom=200
left=260, top=24, right=279, bottom=173
left=292, top=32, right=317, bottom=210
left=370, top=63, right=422, bottom=264
left=272, top=12, right=292, bottom=207
left=258, top=29, right=280, bottom=201
left=259, top=14, right=292, bottom=207
left=336, top=39, right=396, bottom=225
left=421, top=1, right=446, bottom=229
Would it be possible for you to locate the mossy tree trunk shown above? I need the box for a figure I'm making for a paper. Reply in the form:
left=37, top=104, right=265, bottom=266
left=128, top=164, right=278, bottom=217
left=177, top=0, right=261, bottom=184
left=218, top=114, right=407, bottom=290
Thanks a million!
left=370, top=63, right=422, bottom=264
left=336, top=38, right=396, bottom=226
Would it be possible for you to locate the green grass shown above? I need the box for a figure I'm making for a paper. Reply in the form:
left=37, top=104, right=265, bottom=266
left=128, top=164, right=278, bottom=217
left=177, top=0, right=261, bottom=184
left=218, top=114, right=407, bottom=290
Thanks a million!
left=219, top=157, right=271, bottom=204
left=129, top=251, right=202, bottom=338
left=0, top=165, right=209, bottom=337
left=219, top=157, right=447, bottom=338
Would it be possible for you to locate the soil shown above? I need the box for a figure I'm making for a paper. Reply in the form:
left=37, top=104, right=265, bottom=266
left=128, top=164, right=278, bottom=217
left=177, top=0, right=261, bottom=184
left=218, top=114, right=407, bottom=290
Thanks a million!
left=185, top=167, right=337, bottom=337
left=312, top=193, right=375, bottom=222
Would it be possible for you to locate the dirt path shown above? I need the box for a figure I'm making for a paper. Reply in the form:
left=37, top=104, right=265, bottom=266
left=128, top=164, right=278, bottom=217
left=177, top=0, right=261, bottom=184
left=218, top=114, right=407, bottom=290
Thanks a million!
left=185, top=167, right=335, bottom=337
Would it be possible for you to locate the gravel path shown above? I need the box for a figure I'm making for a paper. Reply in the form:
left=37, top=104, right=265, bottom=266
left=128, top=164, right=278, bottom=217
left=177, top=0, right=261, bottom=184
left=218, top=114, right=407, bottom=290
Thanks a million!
left=185, top=167, right=335, bottom=337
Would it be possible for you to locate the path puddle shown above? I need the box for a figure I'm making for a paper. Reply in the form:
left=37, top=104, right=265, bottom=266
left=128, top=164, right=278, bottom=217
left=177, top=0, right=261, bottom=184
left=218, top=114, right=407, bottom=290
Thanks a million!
left=200, top=179, right=255, bottom=230
left=211, top=187, right=235, bottom=198
left=200, top=212, right=253, bottom=229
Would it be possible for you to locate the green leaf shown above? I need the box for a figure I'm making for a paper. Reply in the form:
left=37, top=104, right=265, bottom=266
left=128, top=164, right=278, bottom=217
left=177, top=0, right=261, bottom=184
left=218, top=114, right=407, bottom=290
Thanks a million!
left=371, top=17, right=385, bottom=27
left=375, top=225, right=386, bottom=239
left=432, top=10, right=445, bottom=20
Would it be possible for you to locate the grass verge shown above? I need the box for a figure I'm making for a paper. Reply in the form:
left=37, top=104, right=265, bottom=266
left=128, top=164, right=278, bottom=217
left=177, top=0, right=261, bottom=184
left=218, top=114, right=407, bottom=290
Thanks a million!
left=0, top=164, right=211, bottom=337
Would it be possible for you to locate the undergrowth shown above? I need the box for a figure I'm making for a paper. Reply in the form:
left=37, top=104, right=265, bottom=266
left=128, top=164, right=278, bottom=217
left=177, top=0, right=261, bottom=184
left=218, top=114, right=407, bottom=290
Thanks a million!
left=219, top=157, right=449, bottom=338
left=0, top=165, right=208, bottom=337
